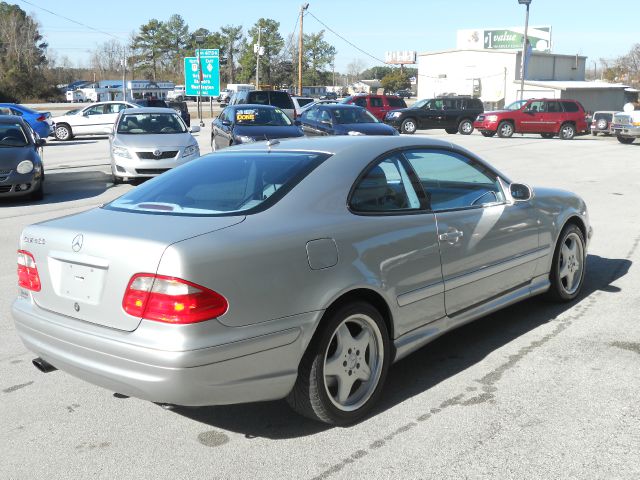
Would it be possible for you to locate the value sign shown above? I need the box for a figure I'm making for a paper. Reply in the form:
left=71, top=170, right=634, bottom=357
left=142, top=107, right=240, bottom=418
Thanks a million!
left=184, top=55, right=220, bottom=97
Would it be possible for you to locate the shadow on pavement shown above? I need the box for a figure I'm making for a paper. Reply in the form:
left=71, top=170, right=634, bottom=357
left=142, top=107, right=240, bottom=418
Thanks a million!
left=171, top=253, right=631, bottom=439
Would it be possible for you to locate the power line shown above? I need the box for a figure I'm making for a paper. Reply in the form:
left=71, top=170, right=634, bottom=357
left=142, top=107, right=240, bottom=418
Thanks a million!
left=17, top=0, right=125, bottom=41
left=305, top=10, right=386, bottom=65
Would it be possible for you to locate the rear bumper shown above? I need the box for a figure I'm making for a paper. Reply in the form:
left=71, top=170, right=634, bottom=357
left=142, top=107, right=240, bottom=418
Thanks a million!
left=13, top=297, right=320, bottom=406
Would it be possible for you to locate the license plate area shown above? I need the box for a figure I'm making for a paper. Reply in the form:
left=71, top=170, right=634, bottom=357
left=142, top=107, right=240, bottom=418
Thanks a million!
left=48, top=257, right=108, bottom=305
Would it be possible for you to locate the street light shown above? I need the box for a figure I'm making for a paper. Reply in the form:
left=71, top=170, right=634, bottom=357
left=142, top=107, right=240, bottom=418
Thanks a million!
left=254, top=27, right=264, bottom=90
left=195, top=34, right=205, bottom=127
left=518, top=0, right=531, bottom=101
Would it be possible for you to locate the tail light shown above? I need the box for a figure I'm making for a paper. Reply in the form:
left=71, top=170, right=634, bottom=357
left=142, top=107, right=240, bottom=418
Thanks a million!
left=123, top=274, right=228, bottom=324
left=17, top=250, right=41, bottom=291
left=36, top=115, right=47, bottom=122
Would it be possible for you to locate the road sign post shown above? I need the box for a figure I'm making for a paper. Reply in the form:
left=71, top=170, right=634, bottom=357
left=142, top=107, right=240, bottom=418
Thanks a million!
left=184, top=49, right=220, bottom=125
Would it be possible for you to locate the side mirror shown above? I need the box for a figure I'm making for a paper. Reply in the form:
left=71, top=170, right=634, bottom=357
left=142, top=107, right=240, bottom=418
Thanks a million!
left=221, top=120, right=232, bottom=127
left=189, top=125, right=201, bottom=133
left=83, top=111, right=89, bottom=117
left=510, top=183, right=533, bottom=202
left=294, top=120, right=302, bottom=126
left=35, top=138, right=46, bottom=147
left=103, top=126, right=113, bottom=134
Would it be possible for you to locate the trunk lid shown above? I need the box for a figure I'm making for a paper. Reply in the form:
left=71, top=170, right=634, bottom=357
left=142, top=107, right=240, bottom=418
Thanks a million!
left=20, top=207, right=244, bottom=331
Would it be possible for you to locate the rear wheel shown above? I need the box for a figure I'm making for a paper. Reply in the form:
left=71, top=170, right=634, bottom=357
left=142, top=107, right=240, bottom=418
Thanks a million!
left=617, top=136, right=635, bottom=144
left=497, top=121, right=514, bottom=138
left=287, top=302, right=390, bottom=425
left=546, top=224, right=586, bottom=302
left=559, top=123, right=576, bottom=140
left=541, top=133, right=555, bottom=139
left=481, top=131, right=496, bottom=137
left=445, top=128, right=458, bottom=134
left=400, top=118, right=417, bottom=134
left=458, top=119, right=474, bottom=135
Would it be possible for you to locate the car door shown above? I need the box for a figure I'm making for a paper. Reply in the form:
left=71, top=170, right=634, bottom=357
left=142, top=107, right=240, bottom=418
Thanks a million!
left=315, top=108, right=334, bottom=135
left=348, top=153, right=445, bottom=336
left=72, top=104, right=107, bottom=135
left=539, top=100, right=563, bottom=133
left=299, top=107, right=322, bottom=136
left=213, top=108, right=233, bottom=148
left=517, top=100, right=545, bottom=133
left=420, top=99, right=445, bottom=129
left=442, top=98, right=461, bottom=129
left=403, top=149, right=540, bottom=316
left=367, top=96, right=386, bottom=120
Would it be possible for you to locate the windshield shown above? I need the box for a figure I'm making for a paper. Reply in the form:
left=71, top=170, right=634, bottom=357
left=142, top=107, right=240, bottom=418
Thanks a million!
left=234, top=108, right=292, bottom=126
left=105, top=151, right=330, bottom=216
left=333, top=107, right=378, bottom=124
left=505, top=100, right=527, bottom=110
left=117, top=112, right=187, bottom=134
left=0, top=123, right=29, bottom=147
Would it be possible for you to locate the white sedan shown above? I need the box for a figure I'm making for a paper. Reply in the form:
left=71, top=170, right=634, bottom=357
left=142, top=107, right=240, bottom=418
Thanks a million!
left=53, top=101, right=139, bottom=141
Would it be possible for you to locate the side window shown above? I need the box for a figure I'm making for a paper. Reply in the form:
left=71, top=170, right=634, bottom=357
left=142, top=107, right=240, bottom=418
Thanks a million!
left=370, top=97, right=383, bottom=108
left=10, top=108, right=24, bottom=116
left=354, top=98, right=367, bottom=108
left=302, top=106, right=319, bottom=122
left=404, top=150, right=505, bottom=211
left=85, top=105, right=105, bottom=115
left=319, top=109, right=332, bottom=124
left=443, top=99, right=457, bottom=110
left=387, top=97, right=406, bottom=108
left=350, top=155, right=420, bottom=213
left=525, top=101, right=545, bottom=113
left=107, top=103, right=125, bottom=114
left=546, top=101, right=562, bottom=113
left=562, top=101, right=579, bottom=112
left=426, top=99, right=443, bottom=110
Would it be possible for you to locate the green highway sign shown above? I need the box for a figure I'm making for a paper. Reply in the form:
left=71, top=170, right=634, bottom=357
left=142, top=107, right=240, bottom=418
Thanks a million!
left=184, top=51, right=220, bottom=97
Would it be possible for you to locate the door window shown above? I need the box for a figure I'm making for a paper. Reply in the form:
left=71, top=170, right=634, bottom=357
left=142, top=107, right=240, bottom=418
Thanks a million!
left=370, top=97, right=383, bottom=108
left=106, top=103, right=127, bottom=114
left=546, top=101, right=562, bottom=113
left=85, top=105, right=105, bottom=115
left=426, top=99, right=444, bottom=110
left=301, top=106, right=319, bottom=122
left=353, top=97, right=367, bottom=108
left=524, top=101, right=545, bottom=113
left=404, top=150, right=504, bottom=211
left=443, top=99, right=458, bottom=110
left=561, top=101, right=579, bottom=112
left=350, top=155, right=421, bottom=213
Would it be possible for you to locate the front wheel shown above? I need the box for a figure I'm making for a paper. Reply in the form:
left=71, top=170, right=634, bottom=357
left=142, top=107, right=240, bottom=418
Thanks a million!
left=617, top=136, right=635, bottom=144
left=458, top=119, right=474, bottom=135
left=287, top=302, right=390, bottom=425
left=546, top=224, right=586, bottom=302
left=497, top=121, right=514, bottom=138
left=54, top=124, right=72, bottom=141
left=400, top=118, right=417, bottom=134
left=559, top=123, right=576, bottom=140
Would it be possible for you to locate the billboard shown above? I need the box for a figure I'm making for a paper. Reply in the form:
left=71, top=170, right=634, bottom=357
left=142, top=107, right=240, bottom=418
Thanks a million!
left=385, top=51, right=417, bottom=65
left=457, top=26, right=552, bottom=52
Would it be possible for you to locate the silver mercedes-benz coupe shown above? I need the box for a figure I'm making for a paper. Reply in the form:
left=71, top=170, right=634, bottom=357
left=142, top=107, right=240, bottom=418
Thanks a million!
left=13, top=136, right=591, bottom=425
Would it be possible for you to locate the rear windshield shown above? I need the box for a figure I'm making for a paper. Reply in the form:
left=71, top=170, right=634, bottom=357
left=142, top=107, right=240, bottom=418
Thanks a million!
left=387, top=97, right=406, bottom=108
left=593, top=112, right=613, bottom=120
left=0, top=123, right=29, bottom=147
left=270, top=91, right=294, bottom=109
left=117, top=112, right=186, bottom=134
left=104, top=151, right=330, bottom=216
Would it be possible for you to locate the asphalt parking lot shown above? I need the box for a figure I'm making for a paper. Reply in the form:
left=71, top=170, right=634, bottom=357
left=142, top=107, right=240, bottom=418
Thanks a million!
left=1, top=129, right=639, bottom=479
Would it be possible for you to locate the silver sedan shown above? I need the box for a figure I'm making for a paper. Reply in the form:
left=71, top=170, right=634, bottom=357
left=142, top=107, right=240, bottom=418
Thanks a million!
left=13, top=136, right=591, bottom=425
left=109, top=107, right=200, bottom=183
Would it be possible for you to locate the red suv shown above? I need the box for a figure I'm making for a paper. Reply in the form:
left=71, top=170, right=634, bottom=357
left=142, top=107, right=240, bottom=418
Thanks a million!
left=474, top=99, right=589, bottom=140
left=341, top=95, right=407, bottom=121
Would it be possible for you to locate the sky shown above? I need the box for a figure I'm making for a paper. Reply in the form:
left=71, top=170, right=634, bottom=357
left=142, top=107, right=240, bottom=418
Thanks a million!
left=15, top=0, right=638, bottom=75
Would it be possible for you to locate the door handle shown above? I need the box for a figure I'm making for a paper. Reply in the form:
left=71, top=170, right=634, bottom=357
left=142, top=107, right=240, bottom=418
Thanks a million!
left=439, top=230, right=464, bottom=242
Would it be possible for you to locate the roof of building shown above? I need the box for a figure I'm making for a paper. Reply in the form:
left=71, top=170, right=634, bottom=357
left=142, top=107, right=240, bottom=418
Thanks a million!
left=522, top=80, right=630, bottom=90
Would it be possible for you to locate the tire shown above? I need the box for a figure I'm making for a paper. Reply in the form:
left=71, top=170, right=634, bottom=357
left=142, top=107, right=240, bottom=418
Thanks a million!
left=596, top=118, right=608, bottom=130
left=458, top=119, right=474, bottom=135
left=400, top=118, right=417, bottom=134
left=559, top=123, right=576, bottom=140
left=54, top=124, right=72, bottom=141
left=497, top=121, right=514, bottom=138
left=287, top=301, right=391, bottom=425
left=210, top=134, right=217, bottom=151
left=445, top=128, right=458, bottom=135
left=541, top=133, right=555, bottom=139
left=617, top=136, right=635, bottom=144
left=30, top=180, right=44, bottom=201
left=546, top=224, right=586, bottom=302
left=591, top=131, right=598, bottom=136
left=481, top=131, right=496, bottom=137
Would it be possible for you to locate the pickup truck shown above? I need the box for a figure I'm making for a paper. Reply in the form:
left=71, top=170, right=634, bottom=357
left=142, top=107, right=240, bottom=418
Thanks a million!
left=167, top=85, right=186, bottom=101
left=612, top=103, right=640, bottom=144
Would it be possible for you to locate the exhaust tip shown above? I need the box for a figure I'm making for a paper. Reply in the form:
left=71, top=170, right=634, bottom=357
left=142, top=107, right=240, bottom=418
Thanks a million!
left=32, top=357, right=57, bottom=373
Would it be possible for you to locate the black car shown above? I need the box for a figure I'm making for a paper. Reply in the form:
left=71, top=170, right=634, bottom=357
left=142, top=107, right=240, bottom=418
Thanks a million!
left=384, top=96, right=484, bottom=135
left=134, top=98, right=169, bottom=108
left=0, top=115, right=46, bottom=200
left=167, top=100, right=191, bottom=127
left=299, top=104, right=398, bottom=136
left=211, top=104, right=304, bottom=150
left=320, top=91, right=338, bottom=100
left=394, top=90, right=412, bottom=99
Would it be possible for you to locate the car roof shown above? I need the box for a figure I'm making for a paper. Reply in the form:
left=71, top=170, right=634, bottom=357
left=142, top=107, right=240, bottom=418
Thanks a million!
left=320, top=104, right=365, bottom=110
left=121, top=107, right=179, bottom=114
left=226, top=104, right=280, bottom=110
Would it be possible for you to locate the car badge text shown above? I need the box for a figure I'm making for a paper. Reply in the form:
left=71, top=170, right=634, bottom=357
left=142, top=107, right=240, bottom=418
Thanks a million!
left=23, top=236, right=45, bottom=245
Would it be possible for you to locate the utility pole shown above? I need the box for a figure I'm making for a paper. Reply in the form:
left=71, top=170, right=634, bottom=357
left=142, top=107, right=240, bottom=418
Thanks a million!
left=195, top=35, right=205, bottom=127
left=518, top=0, right=532, bottom=101
left=121, top=51, right=127, bottom=102
left=298, top=3, right=309, bottom=96
left=254, top=27, right=263, bottom=90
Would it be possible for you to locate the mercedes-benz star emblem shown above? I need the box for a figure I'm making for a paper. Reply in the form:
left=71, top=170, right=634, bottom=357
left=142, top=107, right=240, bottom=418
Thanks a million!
left=71, top=234, right=83, bottom=252
left=153, top=149, right=162, bottom=157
